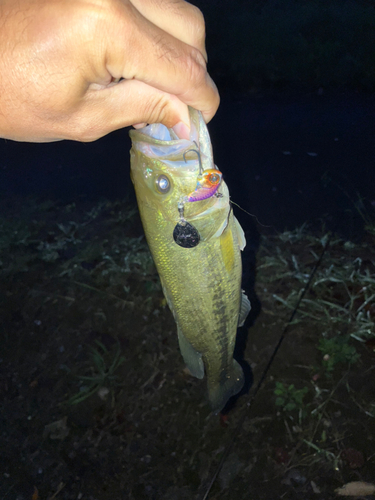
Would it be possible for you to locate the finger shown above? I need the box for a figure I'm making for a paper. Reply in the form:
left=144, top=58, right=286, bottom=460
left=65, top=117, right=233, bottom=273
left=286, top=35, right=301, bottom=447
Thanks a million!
left=103, top=5, right=219, bottom=123
left=60, top=79, right=193, bottom=142
left=129, top=0, right=207, bottom=61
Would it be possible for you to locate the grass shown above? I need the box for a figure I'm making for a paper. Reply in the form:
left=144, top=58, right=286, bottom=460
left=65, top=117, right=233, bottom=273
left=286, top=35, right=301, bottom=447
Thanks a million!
left=256, top=219, right=374, bottom=491
left=1, top=196, right=374, bottom=499
left=259, top=224, right=375, bottom=344
left=66, top=340, right=126, bottom=406
left=317, top=336, right=360, bottom=374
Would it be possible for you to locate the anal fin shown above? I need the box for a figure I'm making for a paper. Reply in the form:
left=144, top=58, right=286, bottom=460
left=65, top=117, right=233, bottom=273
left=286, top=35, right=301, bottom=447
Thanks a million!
left=238, top=290, right=251, bottom=327
left=177, top=328, right=204, bottom=379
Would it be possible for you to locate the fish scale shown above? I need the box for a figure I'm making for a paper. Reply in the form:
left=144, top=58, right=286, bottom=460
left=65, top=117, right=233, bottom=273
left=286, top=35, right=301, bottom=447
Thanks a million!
left=129, top=108, right=250, bottom=413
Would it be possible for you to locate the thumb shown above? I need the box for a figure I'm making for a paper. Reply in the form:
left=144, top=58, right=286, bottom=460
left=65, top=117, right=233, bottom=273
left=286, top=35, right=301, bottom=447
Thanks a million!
left=74, top=79, right=192, bottom=142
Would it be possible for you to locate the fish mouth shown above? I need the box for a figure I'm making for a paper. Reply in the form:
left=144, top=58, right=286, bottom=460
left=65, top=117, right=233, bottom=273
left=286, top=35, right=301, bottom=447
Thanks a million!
left=129, top=125, right=196, bottom=167
left=130, top=108, right=214, bottom=176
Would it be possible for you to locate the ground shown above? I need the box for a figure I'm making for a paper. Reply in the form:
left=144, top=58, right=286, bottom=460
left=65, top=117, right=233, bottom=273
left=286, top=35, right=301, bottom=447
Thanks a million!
left=0, top=197, right=374, bottom=500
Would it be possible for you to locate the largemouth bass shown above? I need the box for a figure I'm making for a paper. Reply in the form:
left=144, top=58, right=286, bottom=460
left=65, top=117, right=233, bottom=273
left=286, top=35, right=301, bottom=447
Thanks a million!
left=129, top=108, right=250, bottom=413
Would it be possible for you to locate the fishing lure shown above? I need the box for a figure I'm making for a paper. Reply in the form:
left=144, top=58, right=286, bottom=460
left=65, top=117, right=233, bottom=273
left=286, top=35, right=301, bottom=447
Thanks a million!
left=172, top=201, right=201, bottom=249
left=184, top=148, right=223, bottom=202
left=186, top=169, right=222, bottom=202
left=173, top=148, right=223, bottom=248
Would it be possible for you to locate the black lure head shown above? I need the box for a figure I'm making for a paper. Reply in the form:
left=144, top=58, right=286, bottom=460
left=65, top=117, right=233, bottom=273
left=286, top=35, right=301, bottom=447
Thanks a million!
left=173, top=220, right=200, bottom=248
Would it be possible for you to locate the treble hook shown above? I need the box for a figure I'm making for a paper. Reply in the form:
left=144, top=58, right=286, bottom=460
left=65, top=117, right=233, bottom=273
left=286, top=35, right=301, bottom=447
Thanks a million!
left=183, top=142, right=203, bottom=175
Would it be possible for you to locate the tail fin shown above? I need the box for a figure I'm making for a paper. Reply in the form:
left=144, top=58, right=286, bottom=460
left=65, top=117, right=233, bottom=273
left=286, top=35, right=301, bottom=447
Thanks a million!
left=207, top=360, right=244, bottom=414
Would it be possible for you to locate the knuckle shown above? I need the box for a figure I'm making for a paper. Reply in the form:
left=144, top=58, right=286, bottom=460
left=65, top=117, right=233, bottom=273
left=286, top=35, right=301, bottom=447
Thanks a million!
left=148, top=93, right=171, bottom=123
left=177, top=3, right=206, bottom=51
left=184, top=47, right=207, bottom=86
left=188, top=5, right=206, bottom=43
left=169, top=1, right=206, bottom=50
left=145, top=92, right=178, bottom=128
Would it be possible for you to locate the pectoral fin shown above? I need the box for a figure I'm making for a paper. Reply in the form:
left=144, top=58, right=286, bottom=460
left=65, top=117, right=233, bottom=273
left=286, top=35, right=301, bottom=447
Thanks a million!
left=177, top=327, right=204, bottom=379
left=238, top=290, right=251, bottom=327
left=234, top=216, right=246, bottom=250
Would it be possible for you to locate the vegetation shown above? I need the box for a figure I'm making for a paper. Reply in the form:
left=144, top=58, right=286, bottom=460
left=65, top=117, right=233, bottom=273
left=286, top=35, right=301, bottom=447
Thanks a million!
left=0, top=197, right=374, bottom=499
left=274, top=382, right=309, bottom=419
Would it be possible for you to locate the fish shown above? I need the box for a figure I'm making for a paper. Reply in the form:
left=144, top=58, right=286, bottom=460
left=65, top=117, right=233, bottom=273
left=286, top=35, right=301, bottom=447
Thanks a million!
left=129, top=107, right=250, bottom=413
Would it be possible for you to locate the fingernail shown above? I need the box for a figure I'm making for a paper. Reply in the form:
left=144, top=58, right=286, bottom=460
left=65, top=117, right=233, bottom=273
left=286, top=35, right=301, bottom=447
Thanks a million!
left=133, top=123, right=147, bottom=129
left=172, top=121, right=190, bottom=140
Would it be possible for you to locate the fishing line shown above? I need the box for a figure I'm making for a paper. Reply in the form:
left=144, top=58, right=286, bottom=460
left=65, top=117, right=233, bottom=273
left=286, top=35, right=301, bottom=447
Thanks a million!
left=199, top=230, right=333, bottom=500
left=230, top=199, right=272, bottom=228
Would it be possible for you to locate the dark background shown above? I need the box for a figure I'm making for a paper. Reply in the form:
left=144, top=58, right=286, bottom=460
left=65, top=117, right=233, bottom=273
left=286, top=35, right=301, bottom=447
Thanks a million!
left=1, top=0, right=375, bottom=236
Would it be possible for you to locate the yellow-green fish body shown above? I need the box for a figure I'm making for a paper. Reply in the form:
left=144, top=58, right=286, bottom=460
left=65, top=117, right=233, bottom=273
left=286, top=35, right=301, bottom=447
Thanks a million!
left=129, top=108, right=250, bottom=413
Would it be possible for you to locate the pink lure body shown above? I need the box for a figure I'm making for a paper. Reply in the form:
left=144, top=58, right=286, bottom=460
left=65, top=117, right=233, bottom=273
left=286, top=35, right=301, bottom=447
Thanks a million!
left=187, top=169, right=223, bottom=202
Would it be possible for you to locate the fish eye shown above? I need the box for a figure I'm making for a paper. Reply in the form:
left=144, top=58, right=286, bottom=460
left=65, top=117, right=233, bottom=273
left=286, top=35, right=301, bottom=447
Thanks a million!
left=156, top=174, right=171, bottom=194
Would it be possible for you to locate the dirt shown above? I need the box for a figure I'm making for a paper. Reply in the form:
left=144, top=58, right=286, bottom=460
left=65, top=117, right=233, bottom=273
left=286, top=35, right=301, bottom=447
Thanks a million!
left=0, top=197, right=374, bottom=500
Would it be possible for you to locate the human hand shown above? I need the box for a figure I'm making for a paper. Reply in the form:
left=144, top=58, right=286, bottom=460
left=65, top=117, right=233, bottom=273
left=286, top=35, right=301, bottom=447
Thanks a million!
left=0, top=0, right=219, bottom=142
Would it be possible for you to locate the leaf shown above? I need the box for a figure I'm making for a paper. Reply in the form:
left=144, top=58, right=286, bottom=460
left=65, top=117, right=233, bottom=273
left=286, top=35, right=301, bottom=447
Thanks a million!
left=335, top=481, right=375, bottom=496
left=274, top=388, right=285, bottom=396
left=285, top=402, right=296, bottom=411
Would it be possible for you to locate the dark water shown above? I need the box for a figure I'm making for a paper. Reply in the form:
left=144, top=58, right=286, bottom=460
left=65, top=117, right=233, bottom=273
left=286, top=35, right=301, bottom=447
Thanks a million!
left=1, top=90, right=374, bottom=237
left=210, top=90, right=375, bottom=238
